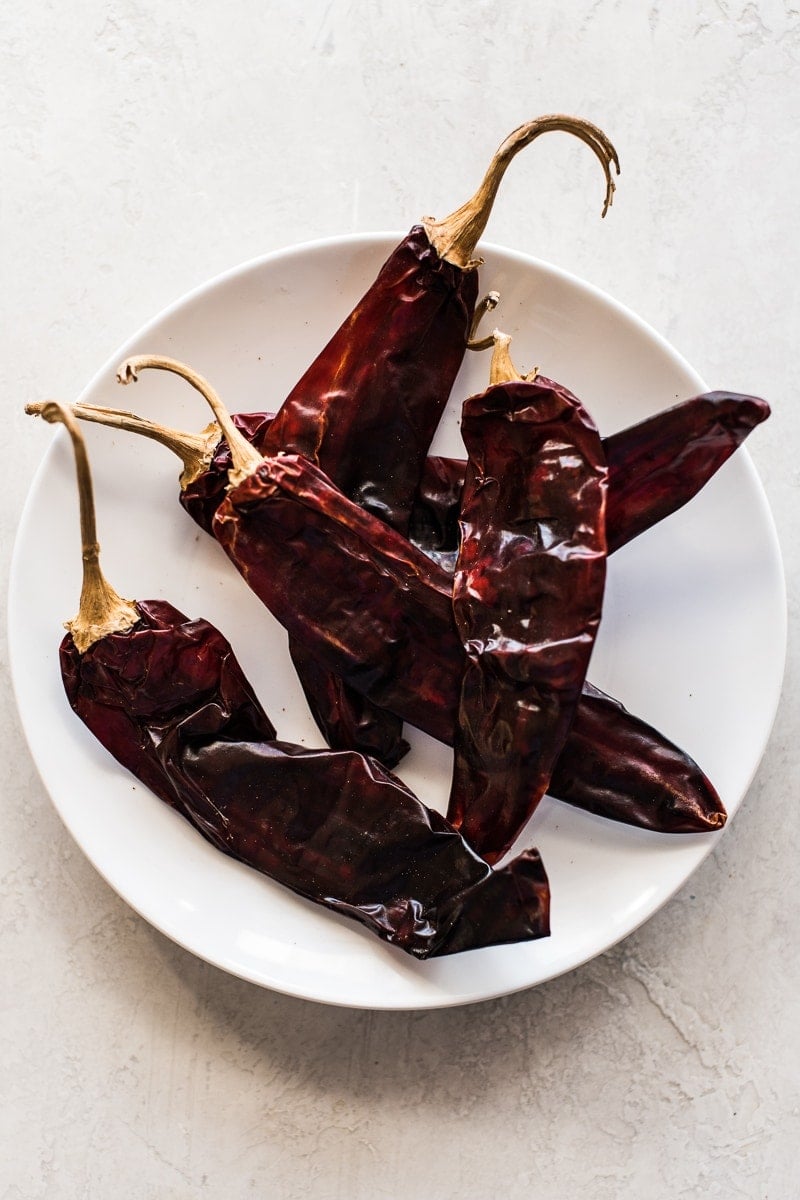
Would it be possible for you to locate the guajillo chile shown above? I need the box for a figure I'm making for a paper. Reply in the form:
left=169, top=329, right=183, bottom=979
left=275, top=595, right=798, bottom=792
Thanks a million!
left=265, top=115, right=619, bottom=762
left=39, top=401, right=550, bottom=958
left=48, top=385, right=770, bottom=576
left=261, top=115, right=618, bottom=523
left=408, top=389, right=770, bottom=567
left=447, top=333, right=608, bottom=862
left=108, top=357, right=726, bottom=838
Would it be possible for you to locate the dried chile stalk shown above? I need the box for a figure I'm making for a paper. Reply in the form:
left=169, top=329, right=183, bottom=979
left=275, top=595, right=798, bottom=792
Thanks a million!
left=40, top=401, right=550, bottom=958
left=102, top=357, right=725, bottom=838
left=447, top=333, right=607, bottom=862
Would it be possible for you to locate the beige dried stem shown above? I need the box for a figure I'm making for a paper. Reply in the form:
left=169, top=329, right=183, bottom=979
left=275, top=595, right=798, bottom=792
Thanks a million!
left=424, top=114, right=620, bottom=270
left=467, top=290, right=501, bottom=351
left=488, top=330, right=538, bottom=387
left=116, top=355, right=261, bottom=487
left=25, top=399, right=221, bottom=490
left=33, top=401, right=139, bottom=653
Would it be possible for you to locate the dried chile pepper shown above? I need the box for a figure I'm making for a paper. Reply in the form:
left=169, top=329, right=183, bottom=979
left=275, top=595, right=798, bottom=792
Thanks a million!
left=101, top=356, right=726, bottom=839
left=409, top=390, right=770, bottom=566
left=39, top=363, right=758, bottom=839
left=50, top=385, right=769, bottom=576
left=546, top=681, right=724, bottom=833
left=41, top=401, right=550, bottom=958
left=447, top=333, right=608, bottom=862
left=261, top=116, right=617, bottom=526
left=602, top=391, right=770, bottom=553
left=265, top=115, right=618, bottom=762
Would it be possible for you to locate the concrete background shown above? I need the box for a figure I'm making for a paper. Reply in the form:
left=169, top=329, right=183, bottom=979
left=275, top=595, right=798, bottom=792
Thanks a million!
left=2, top=2, right=798, bottom=1196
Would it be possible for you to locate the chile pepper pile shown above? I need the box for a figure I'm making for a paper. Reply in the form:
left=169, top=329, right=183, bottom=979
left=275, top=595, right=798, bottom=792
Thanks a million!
left=28, top=115, right=771, bottom=960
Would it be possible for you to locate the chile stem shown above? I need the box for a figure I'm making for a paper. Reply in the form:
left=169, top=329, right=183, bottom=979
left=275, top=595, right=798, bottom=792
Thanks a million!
left=116, top=356, right=261, bottom=487
left=25, top=400, right=220, bottom=489
left=36, top=401, right=139, bottom=653
left=488, top=330, right=538, bottom=386
left=467, top=291, right=501, bottom=351
left=424, top=115, right=620, bottom=270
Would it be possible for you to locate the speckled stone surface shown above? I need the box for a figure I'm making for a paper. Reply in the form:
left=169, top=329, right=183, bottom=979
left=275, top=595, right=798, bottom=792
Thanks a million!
left=2, top=3, right=799, bottom=1196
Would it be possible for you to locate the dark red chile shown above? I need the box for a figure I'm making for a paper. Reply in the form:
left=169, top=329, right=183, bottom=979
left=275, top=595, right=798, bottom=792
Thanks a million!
left=212, top=449, right=727, bottom=839
left=408, top=390, right=771, bottom=566
left=264, top=228, right=477, bottom=767
left=447, top=377, right=607, bottom=863
left=182, top=390, right=771, bottom=570
left=603, top=391, right=771, bottom=553
left=61, top=598, right=550, bottom=958
left=261, top=228, right=478, bottom=531
left=52, top=382, right=761, bottom=835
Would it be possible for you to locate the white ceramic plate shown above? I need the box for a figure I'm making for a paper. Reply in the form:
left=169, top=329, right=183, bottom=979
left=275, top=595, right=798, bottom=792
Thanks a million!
left=9, top=235, right=785, bottom=1009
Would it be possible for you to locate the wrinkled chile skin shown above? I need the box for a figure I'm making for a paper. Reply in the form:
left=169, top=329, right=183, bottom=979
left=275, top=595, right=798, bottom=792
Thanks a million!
left=184, top=424, right=411, bottom=766
left=212, top=442, right=727, bottom=838
left=260, top=227, right=479, bottom=533
left=181, top=392, right=770, bottom=565
left=179, top=394, right=764, bottom=835
left=186, top=230, right=479, bottom=765
left=409, top=390, right=771, bottom=564
left=449, top=380, right=608, bottom=862
left=214, top=457, right=460, bottom=737
left=265, top=227, right=477, bottom=768
left=60, top=599, right=550, bottom=958
left=182, top=412, right=413, bottom=768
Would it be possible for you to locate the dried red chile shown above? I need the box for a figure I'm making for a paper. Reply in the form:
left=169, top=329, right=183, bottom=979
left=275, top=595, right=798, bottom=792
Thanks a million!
left=268, top=226, right=477, bottom=767
left=603, top=391, right=771, bottom=553
left=179, top=390, right=771, bottom=569
left=261, top=226, right=478, bottom=531
left=45, top=402, right=551, bottom=959
left=242, top=116, right=619, bottom=763
left=210, top=447, right=726, bottom=837
left=48, top=374, right=760, bottom=836
left=548, top=681, right=725, bottom=832
left=408, top=390, right=771, bottom=566
left=61, top=598, right=550, bottom=957
left=448, top=366, right=608, bottom=862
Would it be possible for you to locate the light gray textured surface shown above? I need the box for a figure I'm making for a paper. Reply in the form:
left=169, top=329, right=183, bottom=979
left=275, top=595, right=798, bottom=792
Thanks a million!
left=2, top=2, right=798, bottom=1196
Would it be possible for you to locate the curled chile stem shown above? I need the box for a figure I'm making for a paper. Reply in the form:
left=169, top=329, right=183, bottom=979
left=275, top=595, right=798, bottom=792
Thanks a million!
left=424, top=115, right=620, bottom=270
left=116, top=355, right=261, bottom=486
left=467, top=291, right=501, bottom=351
left=488, top=329, right=538, bottom=386
left=35, top=401, right=139, bottom=653
left=25, top=399, right=220, bottom=489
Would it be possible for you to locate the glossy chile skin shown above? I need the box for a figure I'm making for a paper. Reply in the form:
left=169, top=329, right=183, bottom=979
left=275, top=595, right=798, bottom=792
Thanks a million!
left=211, top=450, right=726, bottom=835
left=448, top=379, right=608, bottom=863
left=269, top=228, right=478, bottom=767
left=184, top=415, right=411, bottom=766
left=183, top=391, right=771, bottom=567
left=239, top=230, right=477, bottom=765
left=408, top=390, right=772, bottom=567
left=261, top=227, right=479, bottom=527
left=602, top=391, right=770, bottom=553
left=60, top=599, right=550, bottom=959
left=182, top=391, right=768, bottom=768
